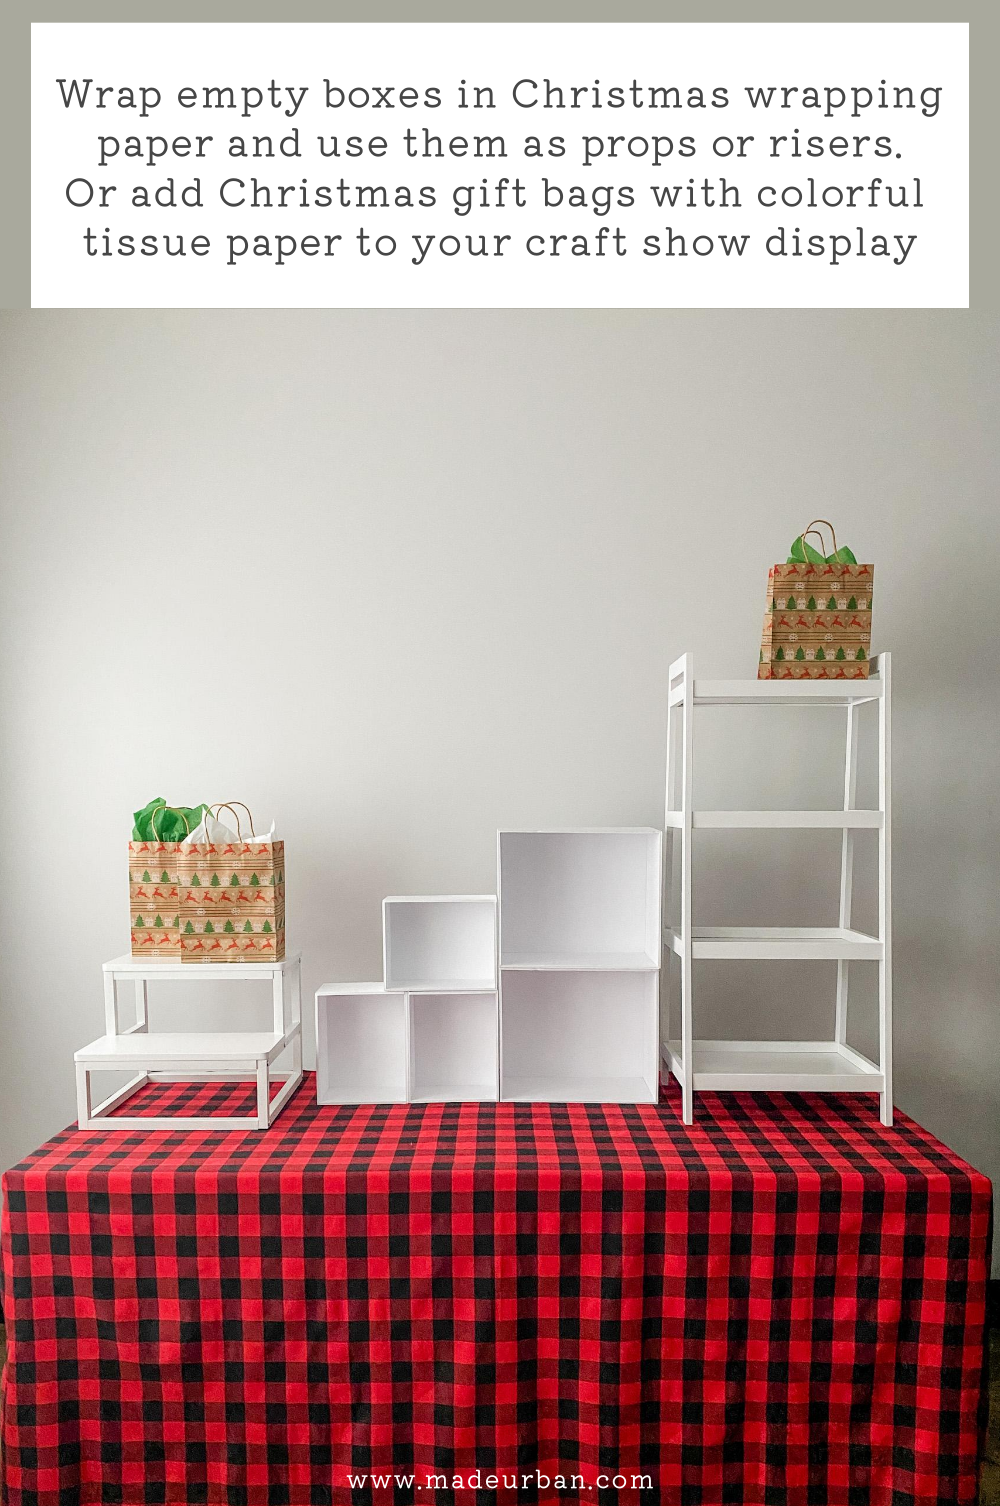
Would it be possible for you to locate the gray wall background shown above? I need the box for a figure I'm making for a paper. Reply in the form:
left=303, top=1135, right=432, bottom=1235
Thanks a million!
left=0, top=309, right=997, bottom=1259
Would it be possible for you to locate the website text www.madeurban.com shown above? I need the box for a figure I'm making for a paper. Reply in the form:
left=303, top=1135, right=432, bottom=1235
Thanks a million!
left=343, top=1470, right=655, bottom=1493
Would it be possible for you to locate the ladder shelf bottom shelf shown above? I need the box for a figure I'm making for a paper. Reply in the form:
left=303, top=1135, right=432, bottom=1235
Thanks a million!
left=664, top=926, right=882, bottom=961
left=662, top=1040, right=883, bottom=1093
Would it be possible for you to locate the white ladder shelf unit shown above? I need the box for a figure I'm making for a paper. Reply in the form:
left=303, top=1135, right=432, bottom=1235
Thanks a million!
left=662, top=652, right=892, bottom=1125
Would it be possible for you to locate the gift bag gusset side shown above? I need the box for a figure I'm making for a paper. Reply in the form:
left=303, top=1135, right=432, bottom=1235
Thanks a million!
left=129, top=840, right=184, bottom=955
left=760, top=562, right=875, bottom=679
left=177, top=839, right=285, bottom=962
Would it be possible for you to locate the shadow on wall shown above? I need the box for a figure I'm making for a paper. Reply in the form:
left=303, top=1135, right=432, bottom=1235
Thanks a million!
left=886, top=541, right=1000, bottom=1154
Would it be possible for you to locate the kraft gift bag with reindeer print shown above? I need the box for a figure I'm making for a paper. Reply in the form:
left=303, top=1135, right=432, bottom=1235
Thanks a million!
left=759, top=519, right=874, bottom=679
left=130, top=801, right=285, bottom=961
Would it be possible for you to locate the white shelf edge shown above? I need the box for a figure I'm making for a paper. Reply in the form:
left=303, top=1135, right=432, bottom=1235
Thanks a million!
left=92, top=1115, right=274, bottom=1130
left=383, top=895, right=497, bottom=905
left=693, top=679, right=882, bottom=705
left=406, top=983, right=497, bottom=995
left=665, top=810, right=882, bottom=830
left=315, top=1088, right=409, bottom=1106
left=662, top=1040, right=883, bottom=1093
left=664, top=925, right=883, bottom=961
left=664, top=1037, right=870, bottom=1055
left=316, top=981, right=400, bottom=997
left=104, top=951, right=299, bottom=974
left=391, top=978, right=497, bottom=993
left=500, top=953, right=659, bottom=972
left=410, top=1084, right=498, bottom=1103
left=498, top=827, right=661, bottom=837
left=501, top=1073, right=658, bottom=1104
left=76, top=1026, right=296, bottom=1065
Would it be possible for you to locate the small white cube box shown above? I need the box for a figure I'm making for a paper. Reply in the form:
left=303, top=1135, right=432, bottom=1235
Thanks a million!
left=498, top=830, right=661, bottom=969
left=409, top=991, right=498, bottom=1102
left=383, top=896, right=497, bottom=991
left=315, top=831, right=662, bottom=1106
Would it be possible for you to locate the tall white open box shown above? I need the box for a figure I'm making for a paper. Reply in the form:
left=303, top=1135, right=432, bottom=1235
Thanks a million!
left=497, top=830, right=662, bottom=1103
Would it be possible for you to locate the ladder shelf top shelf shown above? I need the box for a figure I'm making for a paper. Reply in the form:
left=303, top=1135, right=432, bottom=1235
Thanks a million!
left=672, top=677, right=882, bottom=707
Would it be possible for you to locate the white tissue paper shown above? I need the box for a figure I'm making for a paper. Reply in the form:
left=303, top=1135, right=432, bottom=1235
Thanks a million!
left=182, top=812, right=277, bottom=845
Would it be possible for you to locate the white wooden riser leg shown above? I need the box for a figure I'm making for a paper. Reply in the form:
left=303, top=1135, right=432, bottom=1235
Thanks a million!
left=257, top=1059, right=270, bottom=1129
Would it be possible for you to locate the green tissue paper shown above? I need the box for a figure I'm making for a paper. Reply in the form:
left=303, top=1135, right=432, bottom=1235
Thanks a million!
left=132, top=797, right=209, bottom=842
left=787, top=534, right=858, bottom=565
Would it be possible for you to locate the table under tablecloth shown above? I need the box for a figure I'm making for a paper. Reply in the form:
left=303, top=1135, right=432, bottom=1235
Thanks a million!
left=0, top=1074, right=991, bottom=1505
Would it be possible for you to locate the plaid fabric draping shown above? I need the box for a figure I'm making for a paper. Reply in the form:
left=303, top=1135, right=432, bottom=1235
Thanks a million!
left=1, top=1075, right=991, bottom=1506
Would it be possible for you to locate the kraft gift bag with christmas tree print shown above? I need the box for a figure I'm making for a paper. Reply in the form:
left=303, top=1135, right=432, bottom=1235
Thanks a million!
left=759, top=520, right=874, bottom=679
left=130, top=800, right=285, bottom=961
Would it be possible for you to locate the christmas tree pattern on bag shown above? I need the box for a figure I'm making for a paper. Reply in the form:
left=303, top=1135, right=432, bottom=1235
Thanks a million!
left=759, top=561, right=874, bottom=679
left=129, top=838, right=285, bottom=961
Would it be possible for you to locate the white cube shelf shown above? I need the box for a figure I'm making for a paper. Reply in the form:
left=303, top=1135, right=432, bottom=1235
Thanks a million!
left=315, top=983, right=500, bottom=1104
left=500, top=970, right=659, bottom=1104
left=315, top=984, right=408, bottom=1104
left=383, top=896, right=497, bottom=991
left=498, top=830, right=661, bottom=969
left=316, top=831, right=664, bottom=1107
left=409, top=992, right=498, bottom=1102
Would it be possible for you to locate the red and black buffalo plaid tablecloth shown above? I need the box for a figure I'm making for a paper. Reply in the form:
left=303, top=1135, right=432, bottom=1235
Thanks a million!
left=0, top=1075, right=992, bottom=1506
